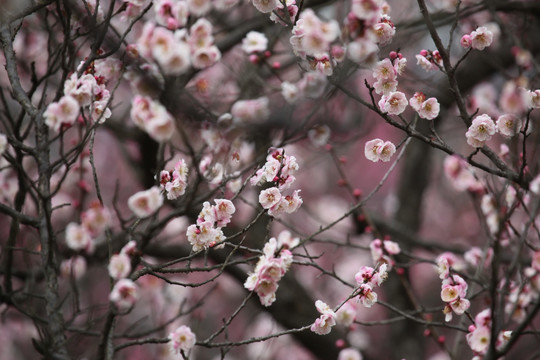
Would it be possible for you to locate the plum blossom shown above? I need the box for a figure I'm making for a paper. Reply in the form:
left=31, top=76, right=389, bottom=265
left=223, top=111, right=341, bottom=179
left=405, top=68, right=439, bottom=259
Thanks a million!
left=242, top=31, right=268, bottom=54
left=44, top=95, right=80, bottom=132
left=525, top=89, right=540, bottom=109
left=81, top=202, right=111, bottom=237
left=65, top=222, right=92, bottom=251
left=130, top=95, right=175, bottom=142
left=169, top=325, right=196, bottom=353
left=465, top=114, right=496, bottom=148
left=364, top=138, right=396, bottom=163
left=381, top=91, right=407, bottom=115
left=311, top=300, right=337, bottom=335
left=443, top=155, right=483, bottom=192
left=186, top=199, right=235, bottom=251
left=335, top=300, right=357, bottom=326
left=417, top=97, right=440, bottom=120
left=338, top=348, right=363, bottom=360
left=244, top=236, right=293, bottom=306
left=470, top=26, right=493, bottom=51
left=252, top=0, right=279, bottom=13
left=160, top=159, right=189, bottom=200
left=281, top=81, right=301, bottom=104
left=108, top=253, right=132, bottom=280
left=109, top=279, right=138, bottom=311
left=496, top=114, right=521, bottom=137
left=128, top=186, right=164, bottom=218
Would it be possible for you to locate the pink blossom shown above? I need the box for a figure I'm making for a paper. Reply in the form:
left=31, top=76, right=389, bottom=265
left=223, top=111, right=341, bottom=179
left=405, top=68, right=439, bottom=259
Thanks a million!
left=373, top=78, right=398, bottom=96
left=64, top=73, right=97, bottom=106
left=372, top=58, right=397, bottom=81
left=525, top=89, right=540, bottom=109
left=335, top=300, right=357, bottom=326
left=409, top=92, right=426, bottom=112
left=252, top=0, right=279, bottom=13
left=108, top=253, right=132, bottom=280
left=496, top=114, right=521, bottom=137
left=127, top=186, right=164, bottom=218
left=351, top=0, right=381, bottom=23
left=169, top=325, right=196, bottom=353
left=109, top=279, right=138, bottom=311
left=311, top=300, right=337, bottom=335
left=242, top=31, right=268, bottom=54
left=191, top=45, right=221, bottom=69
left=372, top=19, right=395, bottom=46
left=365, top=138, right=384, bottom=162
left=281, top=81, right=301, bottom=104
left=259, top=187, right=282, bottom=209
left=470, top=26, right=493, bottom=51
left=417, top=97, right=440, bottom=120
left=382, top=91, right=407, bottom=115
left=187, top=0, right=211, bottom=15
left=466, top=325, right=490, bottom=354
left=81, top=203, right=111, bottom=237
left=357, top=283, right=377, bottom=308
left=338, top=348, right=363, bottom=360
left=465, top=114, right=496, bottom=147
left=416, top=54, right=435, bottom=71
left=65, top=222, right=92, bottom=251
left=44, top=95, right=80, bottom=132
left=460, top=34, right=471, bottom=48
left=449, top=297, right=470, bottom=315
left=308, top=125, right=331, bottom=147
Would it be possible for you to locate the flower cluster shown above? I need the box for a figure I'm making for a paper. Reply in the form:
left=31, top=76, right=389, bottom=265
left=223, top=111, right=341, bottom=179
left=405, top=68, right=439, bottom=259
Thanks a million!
left=128, top=186, right=164, bottom=218
left=65, top=202, right=111, bottom=253
left=44, top=65, right=113, bottom=131
left=371, top=55, right=408, bottom=115
left=159, top=159, right=189, bottom=200
left=108, top=242, right=139, bottom=310
left=466, top=309, right=511, bottom=356
left=345, top=1, right=396, bottom=65
left=251, top=148, right=303, bottom=217
left=130, top=95, right=175, bottom=142
left=371, top=57, right=405, bottom=96
left=311, top=300, right=337, bottom=335
left=461, top=26, right=494, bottom=51
left=354, top=264, right=388, bottom=308
left=364, top=138, right=396, bottom=163
left=409, top=92, right=440, bottom=120
left=231, top=97, right=270, bottom=125
left=440, top=273, right=470, bottom=322
left=169, top=325, right=196, bottom=354
left=244, top=233, right=296, bottom=306
left=186, top=199, right=235, bottom=252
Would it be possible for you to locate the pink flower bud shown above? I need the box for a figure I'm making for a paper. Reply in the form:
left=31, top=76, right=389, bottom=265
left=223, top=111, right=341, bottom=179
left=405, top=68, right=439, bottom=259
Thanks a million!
left=420, top=49, right=428, bottom=56
left=461, top=34, right=471, bottom=48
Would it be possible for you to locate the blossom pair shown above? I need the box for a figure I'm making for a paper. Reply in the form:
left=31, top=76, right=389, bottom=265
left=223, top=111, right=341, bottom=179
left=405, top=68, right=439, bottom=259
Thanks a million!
left=364, top=138, right=396, bottom=163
